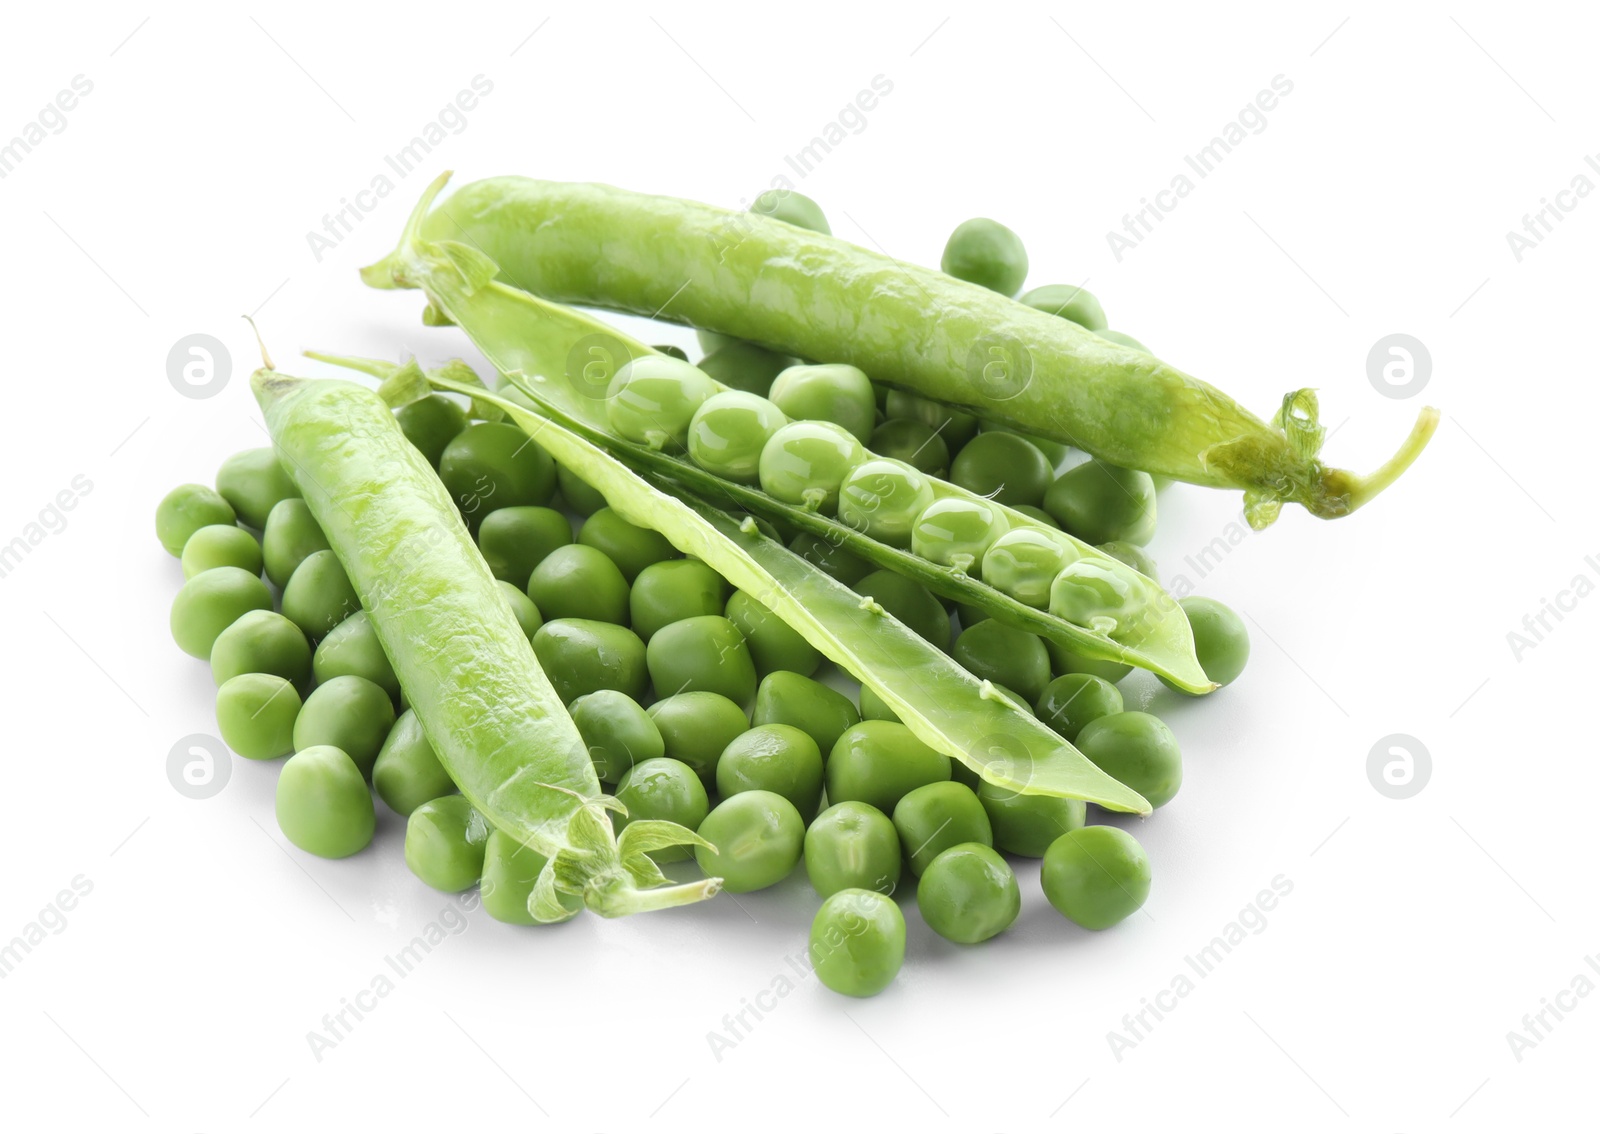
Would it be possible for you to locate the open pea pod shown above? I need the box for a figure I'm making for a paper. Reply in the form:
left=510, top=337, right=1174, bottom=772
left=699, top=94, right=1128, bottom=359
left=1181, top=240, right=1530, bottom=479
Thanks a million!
left=325, top=353, right=1149, bottom=814
left=359, top=175, right=1213, bottom=693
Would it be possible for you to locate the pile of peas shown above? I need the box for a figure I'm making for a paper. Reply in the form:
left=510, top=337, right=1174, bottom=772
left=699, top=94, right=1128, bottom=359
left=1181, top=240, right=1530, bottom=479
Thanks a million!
left=156, top=196, right=1251, bottom=997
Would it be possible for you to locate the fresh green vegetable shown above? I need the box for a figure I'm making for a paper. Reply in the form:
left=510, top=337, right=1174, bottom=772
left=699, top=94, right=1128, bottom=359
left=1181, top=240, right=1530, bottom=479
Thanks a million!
left=715, top=723, right=823, bottom=817
left=570, top=690, right=662, bottom=784
left=804, top=801, right=901, bottom=898
left=911, top=497, right=1006, bottom=574
left=606, top=354, right=718, bottom=450
left=758, top=420, right=865, bottom=512
left=556, top=462, right=607, bottom=515
left=836, top=459, right=935, bottom=548
left=687, top=390, right=788, bottom=484
left=1041, top=826, right=1151, bottom=929
left=215, top=673, right=300, bottom=760
left=255, top=369, right=718, bottom=918
left=526, top=543, right=630, bottom=624
left=170, top=566, right=272, bottom=659
left=262, top=498, right=331, bottom=587
left=870, top=419, right=949, bottom=479
left=279, top=549, right=359, bottom=641
left=893, top=782, right=993, bottom=875
left=917, top=843, right=1020, bottom=943
left=630, top=559, right=725, bottom=640
left=695, top=340, right=796, bottom=396
left=851, top=569, right=951, bottom=650
left=478, top=505, right=571, bottom=584
left=976, top=779, right=1085, bottom=857
left=405, top=795, right=491, bottom=891
left=531, top=617, right=648, bottom=703
left=1036, top=673, right=1123, bottom=742
left=1075, top=712, right=1182, bottom=809
left=1045, top=460, right=1157, bottom=546
left=180, top=524, right=262, bottom=579
left=480, top=828, right=549, bottom=925
left=275, top=745, right=375, bottom=859
left=645, top=614, right=755, bottom=704
left=578, top=507, right=680, bottom=581
left=497, top=582, right=543, bottom=641
left=292, top=675, right=396, bottom=778
left=725, top=590, right=821, bottom=677
left=648, top=691, right=748, bottom=782
left=751, top=671, right=860, bottom=756
left=1098, top=539, right=1158, bottom=578
left=827, top=721, right=951, bottom=814
left=395, top=394, right=468, bottom=466
left=857, top=684, right=899, bottom=723
left=751, top=188, right=830, bottom=233
left=694, top=790, right=805, bottom=893
left=216, top=448, right=300, bottom=529
left=378, top=175, right=1436, bottom=526
left=156, top=484, right=236, bottom=556
left=810, top=889, right=904, bottom=997
left=1018, top=283, right=1106, bottom=331
left=438, top=421, right=556, bottom=531
left=372, top=709, right=455, bottom=815
left=951, top=620, right=1052, bottom=705
left=788, top=532, right=871, bottom=585
left=941, top=217, right=1028, bottom=295
left=210, top=610, right=312, bottom=688
left=312, top=611, right=400, bottom=700
left=1166, top=596, right=1250, bottom=690
left=950, top=429, right=1053, bottom=508
left=615, top=758, right=710, bottom=863
left=769, top=364, right=875, bottom=443
left=981, top=528, right=1068, bottom=609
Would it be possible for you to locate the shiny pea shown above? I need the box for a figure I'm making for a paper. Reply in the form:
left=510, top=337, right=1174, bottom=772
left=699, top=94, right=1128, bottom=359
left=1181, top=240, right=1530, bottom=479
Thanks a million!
left=725, top=590, right=821, bottom=677
left=605, top=355, right=718, bottom=450
left=694, top=790, right=805, bottom=893
left=531, top=618, right=648, bottom=703
left=892, top=781, right=992, bottom=875
left=809, top=889, right=904, bottom=997
left=648, top=692, right=749, bottom=782
left=911, top=497, right=1005, bottom=574
left=261, top=498, right=330, bottom=588
left=372, top=709, right=455, bottom=816
left=570, top=690, right=663, bottom=784
left=275, top=745, right=374, bottom=859
left=405, top=796, right=491, bottom=891
left=769, top=363, right=876, bottom=443
left=753, top=671, right=860, bottom=756
left=826, top=721, right=951, bottom=813
left=615, top=758, right=710, bottom=863
left=478, top=505, right=572, bottom=584
left=216, top=448, right=300, bottom=529
left=917, top=843, right=1020, bottom=943
left=180, top=525, right=262, bottom=579
left=981, top=528, right=1072, bottom=608
left=836, top=458, right=935, bottom=548
left=758, top=420, right=865, bottom=512
left=1036, top=673, right=1123, bottom=742
left=687, top=390, right=788, bottom=484
left=804, top=801, right=901, bottom=898
left=976, top=779, right=1085, bottom=857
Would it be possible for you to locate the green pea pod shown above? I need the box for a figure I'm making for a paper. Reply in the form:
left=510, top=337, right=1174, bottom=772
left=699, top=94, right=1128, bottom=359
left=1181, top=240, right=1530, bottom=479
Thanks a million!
left=363, top=173, right=1438, bottom=528
left=353, top=176, right=1213, bottom=692
left=318, top=352, right=1150, bottom=815
left=252, top=366, right=719, bottom=920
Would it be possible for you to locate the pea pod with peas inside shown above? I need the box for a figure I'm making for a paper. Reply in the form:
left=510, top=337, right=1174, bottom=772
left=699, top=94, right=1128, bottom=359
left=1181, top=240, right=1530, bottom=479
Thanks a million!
left=316, top=352, right=1151, bottom=814
left=366, top=173, right=1438, bottom=529
left=352, top=186, right=1214, bottom=693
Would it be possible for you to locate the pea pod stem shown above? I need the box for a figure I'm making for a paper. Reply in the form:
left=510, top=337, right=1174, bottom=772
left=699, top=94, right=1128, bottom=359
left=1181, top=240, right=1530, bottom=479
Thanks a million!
left=365, top=172, right=1436, bottom=529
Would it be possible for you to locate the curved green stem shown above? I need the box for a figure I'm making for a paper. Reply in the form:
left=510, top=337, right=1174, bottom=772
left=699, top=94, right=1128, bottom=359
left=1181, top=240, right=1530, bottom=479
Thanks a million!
left=1319, top=406, right=1441, bottom=518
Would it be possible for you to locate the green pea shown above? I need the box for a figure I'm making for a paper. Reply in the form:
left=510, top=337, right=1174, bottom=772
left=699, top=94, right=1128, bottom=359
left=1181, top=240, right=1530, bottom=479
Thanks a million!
left=695, top=340, right=797, bottom=397
left=532, top=618, right=648, bottom=703
left=156, top=484, right=236, bottom=556
left=605, top=355, right=718, bottom=450
left=809, top=889, right=905, bottom=997
left=1041, top=825, right=1151, bottom=929
left=216, top=448, right=300, bottom=530
left=982, top=528, right=1071, bottom=609
left=857, top=684, right=900, bottom=723
left=438, top=422, right=557, bottom=532
left=1049, top=561, right=1138, bottom=634
left=1164, top=596, right=1250, bottom=690
left=647, top=692, right=748, bottom=781
left=405, top=796, right=491, bottom=891
left=555, top=462, right=607, bottom=516
left=911, top=497, right=1005, bottom=574
left=716, top=724, right=823, bottom=817
left=951, top=620, right=1052, bottom=705
left=480, top=829, right=557, bottom=925
left=1017, top=283, right=1108, bottom=331
left=789, top=532, right=871, bottom=586
left=979, top=421, right=1071, bottom=468
left=292, top=675, right=397, bottom=778
left=1014, top=504, right=1059, bottom=528
left=526, top=544, right=630, bottom=625
left=615, top=758, right=711, bottom=863
left=312, top=611, right=399, bottom=700
left=689, top=390, right=789, bottom=483
left=1075, top=712, right=1182, bottom=809
left=827, top=721, right=950, bottom=813
left=976, top=779, right=1085, bottom=857
left=215, top=673, right=300, bottom=760
left=696, top=328, right=734, bottom=356
left=724, top=590, right=821, bottom=677
left=180, top=524, right=261, bottom=579
left=1045, top=637, right=1133, bottom=684
left=1097, top=540, right=1158, bottom=579
left=478, top=506, right=572, bottom=584
left=1044, top=460, right=1157, bottom=546
left=1095, top=328, right=1149, bottom=352
left=578, top=507, right=681, bottom=582
left=883, top=390, right=977, bottom=450
left=280, top=549, right=360, bottom=641
left=917, top=843, right=1021, bottom=943
left=694, top=790, right=804, bottom=893
left=498, top=582, right=543, bottom=642
left=950, top=431, right=1053, bottom=508
left=769, top=363, right=876, bottom=443
left=941, top=217, right=1028, bottom=296
left=836, top=458, right=935, bottom=548
left=261, top=498, right=330, bottom=588
left=396, top=394, right=469, bottom=466
left=630, top=559, right=727, bottom=640
left=1036, top=673, right=1123, bottom=742
left=853, top=569, right=951, bottom=650
left=758, top=420, right=865, bottom=512
left=372, top=709, right=454, bottom=816
left=804, top=801, right=901, bottom=898
left=275, top=745, right=375, bottom=859
left=751, top=188, right=831, bottom=233
left=892, top=781, right=992, bottom=876
left=752, top=671, right=860, bottom=756
left=210, top=610, right=312, bottom=688
left=646, top=615, right=757, bottom=705
left=170, top=566, right=272, bottom=659
left=870, top=418, right=950, bottom=479
left=570, top=690, right=662, bottom=784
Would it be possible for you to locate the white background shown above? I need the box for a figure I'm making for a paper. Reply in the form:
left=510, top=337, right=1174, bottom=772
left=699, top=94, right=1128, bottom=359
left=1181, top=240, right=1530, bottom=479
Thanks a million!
left=2, top=3, right=1595, bottom=1130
